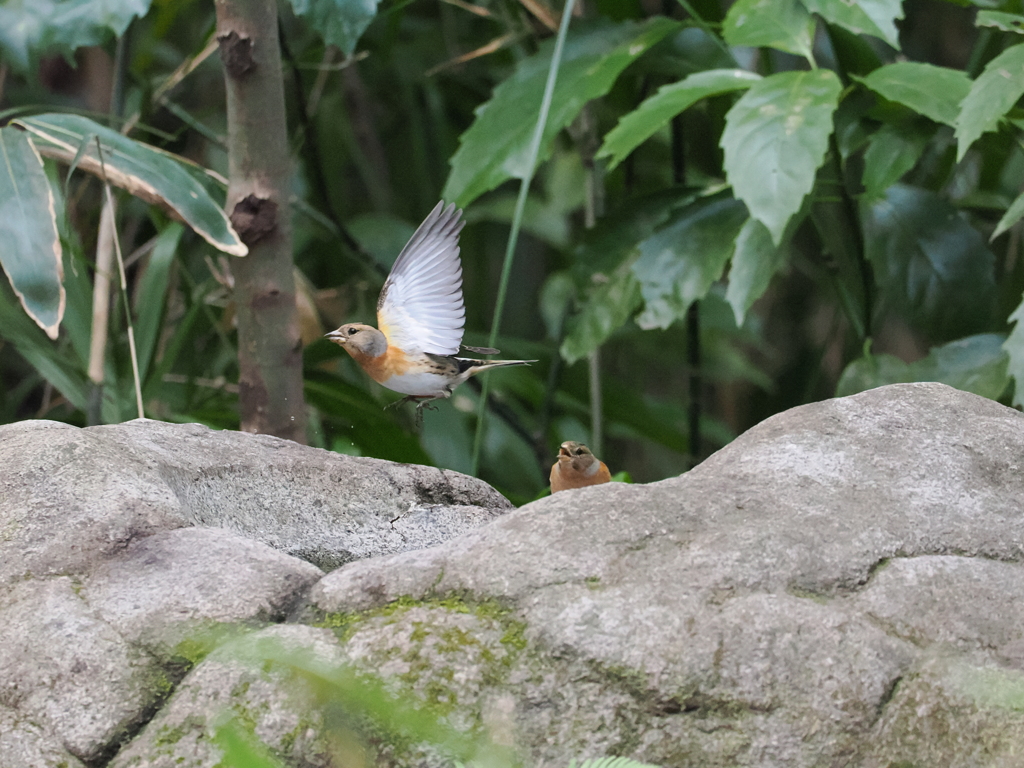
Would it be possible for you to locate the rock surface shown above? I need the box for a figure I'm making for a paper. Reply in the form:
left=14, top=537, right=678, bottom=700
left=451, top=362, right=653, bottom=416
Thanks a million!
left=0, top=418, right=512, bottom=579
left=2, top=384, right=1024, bottom=767
left=0, top=418, right=511, bottom=765
left=310, top=383, right=1024, bottom=766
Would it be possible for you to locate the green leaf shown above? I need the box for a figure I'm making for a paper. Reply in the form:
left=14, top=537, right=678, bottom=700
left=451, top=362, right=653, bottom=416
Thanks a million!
left=135, top=222, right=183, bottom=383
left=540, top=271, right=574, bottom=340
left=837, top=334, right=1009, bottom=400
left=0, top=126, right=64, bottom=339
left=801, top=0, right=903, bottom=49
left=1005, top=297, right=1024, bottom=406
left=289, top=0, right=381, bottom=58
left=955, top=43, right=1024, bottom=161
left=722, top=0, right=815, bottom=60
left=15, top=114, right=247, bottom=257
left=213, top=718, right=286, bottom=768
left=442, top=17, right=681, bottom=208
left=725, top=217, right=788, bottom=326
left=856, top=62, right=971, bottom=126
left=0, top=279, right=88, bottom=410
left=861, top=121, right=933, bottom=201
left=721, top=69, right=842, bottom=245
left=572, top=187, right=700, bottom=279
left=597, top=69, right=761, bottom=170
left=632, top=196, right=748, bottom=330
left=976, top=11, right=1024, bottom=34
left=0, top=0, right=151, bottom=73
left=992, top=188, right=1024, bottom=240
left=862, top=184, right=996, bottom=340
left=560, top=270, right=642, bottom=364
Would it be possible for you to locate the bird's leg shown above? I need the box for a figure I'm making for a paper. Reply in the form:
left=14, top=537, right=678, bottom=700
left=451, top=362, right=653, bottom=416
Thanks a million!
left=413, top=399, right=439, bottom=428
left=384, top=395, right=439, bottom=427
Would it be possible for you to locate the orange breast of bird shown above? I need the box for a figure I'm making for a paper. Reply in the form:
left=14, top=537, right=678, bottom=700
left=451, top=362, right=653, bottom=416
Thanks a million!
left=550, top=460, right=612, bottom=493
left=345, top=344, right=415, bottom=385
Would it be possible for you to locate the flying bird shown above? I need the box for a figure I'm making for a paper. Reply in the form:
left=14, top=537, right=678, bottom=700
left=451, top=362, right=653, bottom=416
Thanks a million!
left=326, top=201, right=533, bottom=413
left=550, top=441, right=611, bottom=493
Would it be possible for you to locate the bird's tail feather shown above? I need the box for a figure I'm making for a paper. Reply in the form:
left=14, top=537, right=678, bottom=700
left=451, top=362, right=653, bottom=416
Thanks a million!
left=455, top=357, right=536, bottom=374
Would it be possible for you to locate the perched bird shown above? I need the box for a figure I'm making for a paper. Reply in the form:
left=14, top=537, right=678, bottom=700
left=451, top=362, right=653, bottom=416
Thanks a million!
left=550, top=441, right=611, bottom=493
left=325, top=201, right=534, bottom=413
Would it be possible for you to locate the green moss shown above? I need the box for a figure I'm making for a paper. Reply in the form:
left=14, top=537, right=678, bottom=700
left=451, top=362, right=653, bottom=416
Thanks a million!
left=311, top=594, right=533, bottom=720
left=499, top=621, right=528, bottom=652
left=154, top=723, right=188, bottom=748
left=585, top=575, right=602, bottom=590
left=151, top=669, right=175, bottom=697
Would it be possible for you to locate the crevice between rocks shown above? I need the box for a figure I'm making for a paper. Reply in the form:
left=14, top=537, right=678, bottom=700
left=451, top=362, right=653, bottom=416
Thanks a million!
left=788, top=548, right=1024, bottom=602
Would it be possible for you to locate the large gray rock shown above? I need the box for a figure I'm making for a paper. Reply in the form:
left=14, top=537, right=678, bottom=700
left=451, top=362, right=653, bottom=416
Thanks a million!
left=0, top=704, right=87, bottom=768
left=0, top=418, right=512, bottom=579
left=309, top=383, right=1024, bottom=767
left=80, top=527, right=323, bottom=659
left=0, top=418, right=511, bottom=766
left=0, top=577, right=159, bottom=762
left=4, top=383, right=1024, bottom=767
left=108, top=624, right=344, bottom=768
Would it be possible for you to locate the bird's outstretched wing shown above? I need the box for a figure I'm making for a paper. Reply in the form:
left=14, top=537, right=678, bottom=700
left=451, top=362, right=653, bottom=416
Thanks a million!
left=377, top=201, right=466, bottom=356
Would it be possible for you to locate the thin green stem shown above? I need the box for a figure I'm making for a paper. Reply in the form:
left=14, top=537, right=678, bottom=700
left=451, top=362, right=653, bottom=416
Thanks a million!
left=673, top=0, right=734, bottom=60
left=96, top=137, right=144, bottom=418
left=470, top=0, right=577, bottom=476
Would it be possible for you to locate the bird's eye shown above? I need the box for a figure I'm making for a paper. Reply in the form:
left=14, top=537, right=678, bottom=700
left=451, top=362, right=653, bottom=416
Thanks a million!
left=575, top=448, right=584, bottom=455
left=347, top=327, right=358, bottom=336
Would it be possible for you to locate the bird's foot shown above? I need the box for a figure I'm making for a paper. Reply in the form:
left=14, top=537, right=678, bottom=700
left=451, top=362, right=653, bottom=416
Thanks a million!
left=413, top=399, right=439, bottom=427
left=384, top=396, right=439, bottom=427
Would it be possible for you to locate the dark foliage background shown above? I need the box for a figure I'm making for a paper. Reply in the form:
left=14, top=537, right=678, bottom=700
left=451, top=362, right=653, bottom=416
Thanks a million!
left=0, top=0, right=1021, bottom=504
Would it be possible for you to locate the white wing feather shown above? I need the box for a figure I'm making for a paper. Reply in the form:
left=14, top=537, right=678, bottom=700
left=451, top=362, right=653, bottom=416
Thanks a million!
left=377, top=201, right=466, bottom=356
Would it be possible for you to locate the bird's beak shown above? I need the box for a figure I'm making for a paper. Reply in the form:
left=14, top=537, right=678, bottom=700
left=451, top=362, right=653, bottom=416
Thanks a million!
left=558, top=445, right=572, bottom=458
left=324, top=329, right=345, bottom=343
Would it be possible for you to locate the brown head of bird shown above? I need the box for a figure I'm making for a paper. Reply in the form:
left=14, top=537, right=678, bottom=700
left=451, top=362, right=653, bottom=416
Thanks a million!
left=550, top=441, right=611, bottom=493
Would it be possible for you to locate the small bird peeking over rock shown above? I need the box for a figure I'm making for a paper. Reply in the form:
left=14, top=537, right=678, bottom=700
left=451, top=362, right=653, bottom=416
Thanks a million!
left=549, top=441, right=611, bottom=493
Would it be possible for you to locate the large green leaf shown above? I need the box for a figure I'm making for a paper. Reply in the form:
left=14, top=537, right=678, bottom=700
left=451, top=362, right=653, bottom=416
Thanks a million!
left=0, top=0, right=151, bottom=73
left=837, top=334, right=1009, bottom=400
left=801, top=0, right=902, bottom=49
left=442, top=17, right=681, bottom=207
left=289, top=0, right=380, bottom=58
left=721, top=69, right=841, bottom=245
left=862, top=184, right=996, bottom=341
left=993, top=189, right=1024, bottom=240
left=631, top=196, right=748, bottom=330
left=135, top=222, right=183, bottom=383
left=571, top=187, right=700, bottom=279
left=560, top=270, right=642, bottom=364
left=0, top=279, right=87, bottom=410
left=597, top=69, right=761, bottom=170
left=722, top=0, right=815, bottom=60
left=1005, top=297, right=1024, bottom=406
left=856, top=63, right=971, bottom=126
left=976, top=11, right=1024, bottom=35
left=16, top=113, right=247, bottom=257
left=0, top=126, right=64, bottom=339
left=724, top=217, right=788, bottom=326
left=955, top=43, right=1024, bottom=161
left=861, top=121, right=933, bottom=201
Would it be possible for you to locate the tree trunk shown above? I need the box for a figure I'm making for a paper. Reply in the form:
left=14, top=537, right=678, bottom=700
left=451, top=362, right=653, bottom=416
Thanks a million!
left=215, top=0, right=306, bottom=443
